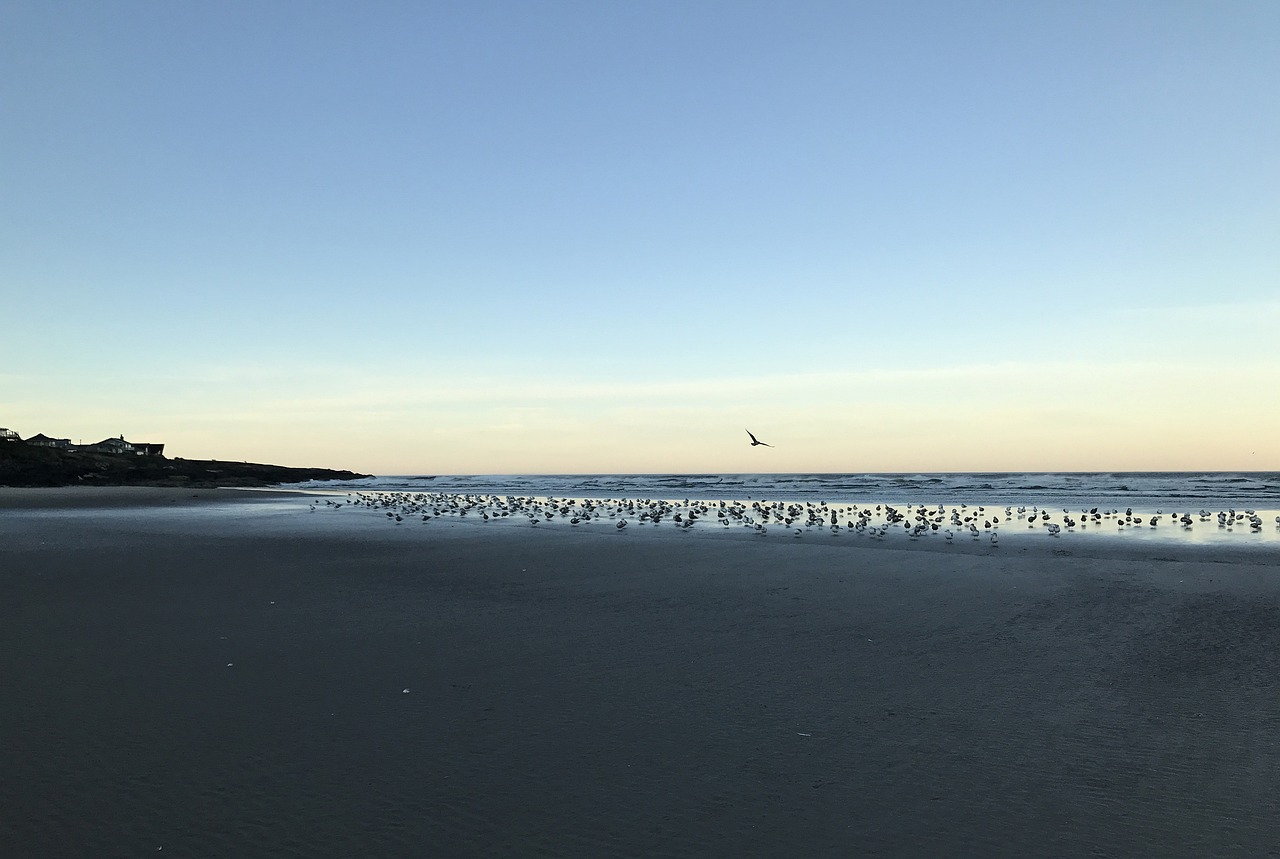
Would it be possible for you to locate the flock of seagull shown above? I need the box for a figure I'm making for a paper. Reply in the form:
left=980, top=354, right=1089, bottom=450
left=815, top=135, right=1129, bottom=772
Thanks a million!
left=308, top=492, right=1279, bottom=545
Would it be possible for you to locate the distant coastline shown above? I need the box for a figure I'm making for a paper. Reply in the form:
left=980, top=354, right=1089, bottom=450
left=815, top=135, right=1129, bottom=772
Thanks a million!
left=0, top=440, right=369, bottom=488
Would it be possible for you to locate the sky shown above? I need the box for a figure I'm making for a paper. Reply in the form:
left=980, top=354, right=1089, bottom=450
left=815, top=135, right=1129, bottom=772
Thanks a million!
left=3, top=1, right=1278, bottom=474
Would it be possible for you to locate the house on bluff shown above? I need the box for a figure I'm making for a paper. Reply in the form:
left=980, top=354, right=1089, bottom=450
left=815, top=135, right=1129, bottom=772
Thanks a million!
left=25, top=433, right=73, bottom=449
left=89, top=435, right=165, bottom=456
left=1, top=428, right=165, bottom=456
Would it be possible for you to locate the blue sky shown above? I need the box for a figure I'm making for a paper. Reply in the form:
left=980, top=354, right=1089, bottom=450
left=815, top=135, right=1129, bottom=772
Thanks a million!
left=3, top=1, right=1277, bottom=473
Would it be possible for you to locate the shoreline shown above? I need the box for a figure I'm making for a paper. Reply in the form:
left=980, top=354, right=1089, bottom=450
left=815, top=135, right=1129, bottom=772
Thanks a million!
left=281, top=470, right=1280, bottom=515
left=3, top=485, right=1276, bottom=559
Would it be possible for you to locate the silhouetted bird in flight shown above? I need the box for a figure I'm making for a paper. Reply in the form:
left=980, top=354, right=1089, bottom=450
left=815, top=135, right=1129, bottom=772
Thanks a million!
left=746, top=429, right=773, bottom=448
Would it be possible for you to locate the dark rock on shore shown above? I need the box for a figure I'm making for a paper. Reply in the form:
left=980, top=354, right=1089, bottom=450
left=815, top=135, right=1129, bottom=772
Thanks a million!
left=0, top=441, right=370, bottom=488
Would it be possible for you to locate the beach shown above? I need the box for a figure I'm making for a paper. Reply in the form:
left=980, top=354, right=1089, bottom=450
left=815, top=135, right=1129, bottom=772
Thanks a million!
left=3, top=488, right=1279, bottom=857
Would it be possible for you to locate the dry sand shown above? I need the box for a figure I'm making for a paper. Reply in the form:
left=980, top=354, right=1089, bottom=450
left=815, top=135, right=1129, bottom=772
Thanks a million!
left=2, top=488, right=1278, bottom=856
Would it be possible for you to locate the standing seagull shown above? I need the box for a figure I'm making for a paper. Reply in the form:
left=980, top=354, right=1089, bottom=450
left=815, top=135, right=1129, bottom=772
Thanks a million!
left=746, top=429, right=773, bottom=448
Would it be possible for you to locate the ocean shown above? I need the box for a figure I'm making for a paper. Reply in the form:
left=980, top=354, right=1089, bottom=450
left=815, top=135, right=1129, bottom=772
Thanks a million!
left=283, top=471, right=1280, bottom=513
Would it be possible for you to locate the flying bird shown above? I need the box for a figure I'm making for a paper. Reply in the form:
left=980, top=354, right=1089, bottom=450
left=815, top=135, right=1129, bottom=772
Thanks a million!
left=746, top=429, right=773, bottom=448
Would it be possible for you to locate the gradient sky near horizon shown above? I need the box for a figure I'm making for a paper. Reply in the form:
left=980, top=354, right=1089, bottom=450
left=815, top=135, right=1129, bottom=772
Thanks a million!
left=3, top=1, right=1278, bottom=474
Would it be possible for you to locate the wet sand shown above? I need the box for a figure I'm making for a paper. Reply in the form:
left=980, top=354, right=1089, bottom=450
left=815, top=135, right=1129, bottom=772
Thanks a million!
left=2, top=488, right=1279, bottom=856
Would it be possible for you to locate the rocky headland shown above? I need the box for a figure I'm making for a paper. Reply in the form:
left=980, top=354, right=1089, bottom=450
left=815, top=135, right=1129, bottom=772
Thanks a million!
left=0, top=441, right=369, bottom=488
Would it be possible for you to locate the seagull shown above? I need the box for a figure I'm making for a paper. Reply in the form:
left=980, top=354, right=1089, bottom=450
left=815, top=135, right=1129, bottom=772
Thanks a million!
left=746, top=429, right=773, bottom=448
